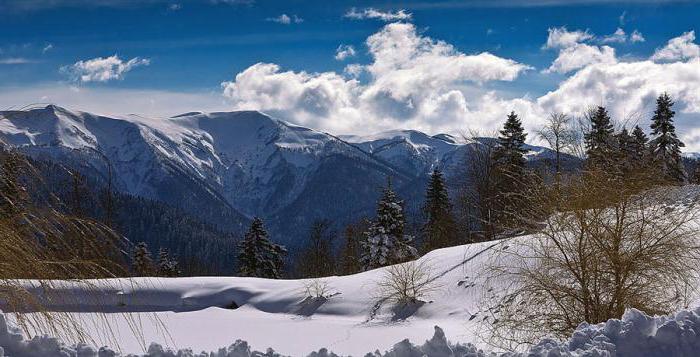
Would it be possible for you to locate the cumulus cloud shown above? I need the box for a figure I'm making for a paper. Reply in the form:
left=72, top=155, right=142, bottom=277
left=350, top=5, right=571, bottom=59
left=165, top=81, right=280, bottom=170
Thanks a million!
left=630, top=30, right=645, bottom=43
left=335, top=45, right=356, bottom=61
left=538, top=59, right=700, bottom=147
left=651, top=31, right=700, bottom=62
left=266, top=14, right=303, bottom=25
left=543, top=27, right=616, bottom=74
left=221, top=22, right=531, bottom=134
left=61, top=55, right=150, bottom=83
left=344, top=7, right=412, bottom=22
left=344, top=63, right=364, bottom=78
left=601, top=28, right=627, bottom=44
left=545, top=43, right=616, bottom=74
left=599, top=28, right=645, bottom=44
left=543, top=27, right=594, bottom=49
left=219, top=23, right=700, bottom=151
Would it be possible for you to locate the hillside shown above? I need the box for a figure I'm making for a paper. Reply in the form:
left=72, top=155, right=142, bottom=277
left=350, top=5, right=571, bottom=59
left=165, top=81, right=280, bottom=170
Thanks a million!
left=0, top=106, right=573, bottom=248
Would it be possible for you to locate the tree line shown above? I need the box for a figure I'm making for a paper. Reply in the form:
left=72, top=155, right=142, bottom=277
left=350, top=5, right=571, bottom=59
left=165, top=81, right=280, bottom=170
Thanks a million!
left=233, top=92, right=694, bottom=279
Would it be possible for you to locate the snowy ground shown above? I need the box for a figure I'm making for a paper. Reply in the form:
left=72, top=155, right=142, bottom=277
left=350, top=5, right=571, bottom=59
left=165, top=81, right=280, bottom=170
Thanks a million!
left=9, top=241, right=503, bottom=355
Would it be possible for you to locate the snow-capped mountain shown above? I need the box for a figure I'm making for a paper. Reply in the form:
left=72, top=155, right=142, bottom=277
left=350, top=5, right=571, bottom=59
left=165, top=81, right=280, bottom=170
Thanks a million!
left=0, top=105, right=568, bottom=247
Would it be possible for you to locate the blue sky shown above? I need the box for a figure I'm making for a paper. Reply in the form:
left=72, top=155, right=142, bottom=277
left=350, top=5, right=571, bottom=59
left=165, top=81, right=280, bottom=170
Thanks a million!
left=2, top=0, right=700, bottom=148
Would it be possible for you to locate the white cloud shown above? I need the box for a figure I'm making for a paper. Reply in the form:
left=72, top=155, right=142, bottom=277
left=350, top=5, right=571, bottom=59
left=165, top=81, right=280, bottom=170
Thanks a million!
left=651, top=31, right=700, bottom=62
left=537, top=58, right=700, bottom=149
left=542, top=27, right=616, bottom=74
left=335, top=45, right=356, bottom=61
left=545, top=43, right=617, bottom=74
left=61, top=55, right=150, bottom=83
left=266, top=14, right=303, bottom=25
left=0, top=58, right=35, bottom=65
left=598, top=28, right=645, bottom=44
left=601, top=28, right=627, bottom=44
left=168, top=3, right=181, bottom=11
left=220, top=24, right=700, bottom=151
left=221, top=23, right=531, bottom=134
left=42, top=44, right=53, bottom=53
left=343, top=64, right=364, bottom=78
left=344, top=7, right=412, bottom=22
left=630, top=30, right=645, bottom=43
left=543, top=27, right=594, bottom=49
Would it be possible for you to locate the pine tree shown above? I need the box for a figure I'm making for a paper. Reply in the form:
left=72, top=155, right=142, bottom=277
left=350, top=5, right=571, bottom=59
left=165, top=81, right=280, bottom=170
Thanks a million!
left=157, top=248, right=180, bottom=277
left=584, top=106, right=616, bottom=169
left=615, top=128, right=635, bottom=175
left=649, top=93, right=686, bottom=183
left=237, top=217, right=287, bottom=278
left=630, top=125, right=649, bottom=166
left=493, top=111, right=528, bottom=170
left=492, top=111, right=529, bottom=231
left=133, top=242, right=154, bottom=276
left=361, top=180, right=418, bottom=270
left=422, top=168, right=458, bottom=252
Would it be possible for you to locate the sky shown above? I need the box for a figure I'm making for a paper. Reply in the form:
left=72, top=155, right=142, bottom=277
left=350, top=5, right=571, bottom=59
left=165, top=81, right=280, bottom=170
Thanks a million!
left=2, top=0, right=700, bottom=148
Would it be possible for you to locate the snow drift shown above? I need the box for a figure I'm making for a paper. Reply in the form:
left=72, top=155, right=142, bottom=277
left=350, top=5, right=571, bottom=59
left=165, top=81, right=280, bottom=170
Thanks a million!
left=3, top=306, right=700, bottom=356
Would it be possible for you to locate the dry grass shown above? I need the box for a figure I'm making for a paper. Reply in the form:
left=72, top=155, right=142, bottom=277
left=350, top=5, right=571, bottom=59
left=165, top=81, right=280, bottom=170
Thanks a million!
left=0, top=147, right=166, bottom=351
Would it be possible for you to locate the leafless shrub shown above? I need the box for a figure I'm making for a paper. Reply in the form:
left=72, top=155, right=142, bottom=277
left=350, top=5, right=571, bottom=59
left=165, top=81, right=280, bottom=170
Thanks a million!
left=302, top=278, right=333, bottom=299
left=483, top=173, right=700, bottom=349
left=376, top=259, right=439, bottom=305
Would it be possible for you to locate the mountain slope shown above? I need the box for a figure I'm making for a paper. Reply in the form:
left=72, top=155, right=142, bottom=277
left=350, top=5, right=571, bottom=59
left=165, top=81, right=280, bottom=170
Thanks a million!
left=0, top=105, right=574, bottom=251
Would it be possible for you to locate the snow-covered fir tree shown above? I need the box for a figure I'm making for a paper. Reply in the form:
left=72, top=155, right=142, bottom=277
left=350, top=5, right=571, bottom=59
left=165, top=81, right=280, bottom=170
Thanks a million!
left=422, top=168, right=457, bottom=252
left=361, top=180, right=417, bottom=270
left=157, top=248, right=180, bottom=277
left=132, top=242, right=154, bottom=276
left=649, top=93, right=686, bottom=183
left=237, top=217, right=287, bottom=278
left=585, top=106, right=616, bottom=169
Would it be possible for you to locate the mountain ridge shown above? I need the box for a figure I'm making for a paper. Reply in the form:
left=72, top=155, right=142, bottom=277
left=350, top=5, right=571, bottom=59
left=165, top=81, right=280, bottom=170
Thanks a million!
left=0, top=105, right=571, bottom=251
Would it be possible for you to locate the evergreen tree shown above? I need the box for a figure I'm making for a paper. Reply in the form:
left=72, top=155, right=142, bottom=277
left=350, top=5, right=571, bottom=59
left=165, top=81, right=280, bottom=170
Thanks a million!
left=584, top=106, right=616, bottom=169
left=237, top=217, right=287, bottom=278
left=132, top=242, right=154, bottom=276
left=492, top=111, right=529, bottom=231
left=615, top=128, right=635, bottom=175
left=649, top=93, right=686, bottom=183
left=157, top=247, right=180, bottom=277
left=630, top=125, right=649, bottom=166
left=361, top=180, right=417, bottom=270
left=493, top=111, right=528, bottom=170
left=422, top=168, right=458, bottom=252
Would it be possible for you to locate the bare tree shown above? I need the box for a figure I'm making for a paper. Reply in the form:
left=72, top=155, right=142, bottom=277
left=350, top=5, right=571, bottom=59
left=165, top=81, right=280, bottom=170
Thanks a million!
left=537, top=112, right=576, bottom=179
left=484, top=173, right=700, bottom=348
left=457, top=131, right=500, bottom=242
